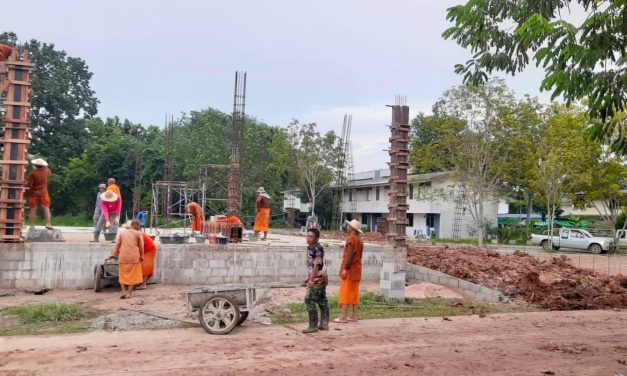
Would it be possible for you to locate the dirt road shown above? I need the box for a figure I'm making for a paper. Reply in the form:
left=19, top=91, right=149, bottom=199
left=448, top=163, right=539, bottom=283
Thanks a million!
left=1, top=310, right=626, bottom=376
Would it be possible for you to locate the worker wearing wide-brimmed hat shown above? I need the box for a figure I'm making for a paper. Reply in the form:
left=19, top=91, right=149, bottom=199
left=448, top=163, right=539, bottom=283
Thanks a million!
left=253, top=187, right=271, bottom=241
left=93, top=190, right=121, bottom=242
left=334, top=219, right=364, bottom=324
left=26, top=158, right=54, bottom=230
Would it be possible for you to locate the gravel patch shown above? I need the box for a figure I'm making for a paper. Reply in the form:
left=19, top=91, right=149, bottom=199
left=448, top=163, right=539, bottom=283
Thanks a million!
left=91, top=310, right=180, bottom=331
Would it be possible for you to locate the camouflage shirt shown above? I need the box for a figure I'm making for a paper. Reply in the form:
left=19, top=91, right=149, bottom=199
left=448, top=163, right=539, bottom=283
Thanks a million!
left=306, top=242, right=327, bottom=287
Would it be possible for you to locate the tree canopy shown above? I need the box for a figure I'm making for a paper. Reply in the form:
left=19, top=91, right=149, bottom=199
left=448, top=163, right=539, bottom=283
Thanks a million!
left=443, top=1, right=627, bottom=152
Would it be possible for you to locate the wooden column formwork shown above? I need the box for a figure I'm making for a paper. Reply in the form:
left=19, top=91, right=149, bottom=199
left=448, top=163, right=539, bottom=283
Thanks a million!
left=0, top=47, right=33, bottom=242
left=386, top=104, right=410, bottom=248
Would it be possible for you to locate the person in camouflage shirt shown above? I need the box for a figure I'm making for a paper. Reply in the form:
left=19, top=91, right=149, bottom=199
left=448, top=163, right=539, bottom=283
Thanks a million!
left=302, top=228, right=329, bottom=333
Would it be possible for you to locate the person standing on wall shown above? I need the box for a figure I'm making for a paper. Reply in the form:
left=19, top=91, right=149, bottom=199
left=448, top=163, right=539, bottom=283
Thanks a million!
left=25, top=158, right=54, bottom=230
left=334, top=219, right=364, bottom=323
left=253, top=187, right=271, bottom=241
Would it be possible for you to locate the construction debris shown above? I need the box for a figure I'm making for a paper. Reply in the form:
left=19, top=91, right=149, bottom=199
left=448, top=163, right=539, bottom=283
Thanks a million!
left=407, top=246, right=627, bottom=310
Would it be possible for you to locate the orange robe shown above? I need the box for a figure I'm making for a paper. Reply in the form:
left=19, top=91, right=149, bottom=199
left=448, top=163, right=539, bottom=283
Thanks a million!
left=26, top=167, right=52, bottom=208
left=254, top=208, right=270, bottom=232
left=141, top=233, right=157, bottom=278
left=186, top=202, right=205, bottom=232
left=339, top=234, right=363, bottom=305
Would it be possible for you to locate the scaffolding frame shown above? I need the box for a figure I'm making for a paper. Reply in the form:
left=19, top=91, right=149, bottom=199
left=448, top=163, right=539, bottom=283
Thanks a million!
left=0, top=46, right=33, bottom=242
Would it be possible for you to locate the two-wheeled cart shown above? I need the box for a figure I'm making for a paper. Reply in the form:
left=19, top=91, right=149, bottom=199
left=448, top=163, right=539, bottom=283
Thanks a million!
left=185, top=285, right=257, bottom=335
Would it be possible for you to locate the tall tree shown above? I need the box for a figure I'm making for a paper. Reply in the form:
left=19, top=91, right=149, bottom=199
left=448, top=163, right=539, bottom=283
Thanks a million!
left=578, top=150, right=627, bottom=241
left=443, top=1, right=627, bottom=152
left=0, top=32, right=99, bottom=167
left=287, top=120, right=342, bottom=218
left=532, top=105, right=601, bottom=247
left=411, top=79, right=517, bottom=246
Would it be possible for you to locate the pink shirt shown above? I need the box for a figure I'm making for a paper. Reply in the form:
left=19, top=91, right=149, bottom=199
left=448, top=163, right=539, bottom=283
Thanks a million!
left=101, top=197, right=121, bottom=221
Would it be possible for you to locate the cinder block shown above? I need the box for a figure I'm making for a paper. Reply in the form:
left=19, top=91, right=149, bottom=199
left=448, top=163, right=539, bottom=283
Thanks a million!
left=174, top=260, right=193, bottom=268
left=0, top=248, right=26, bottom=261
left=209, top=260, right=226, bottom=268
left=193, top=259, right=210, bottom=268
left=381, top=262, right=399, bottom=273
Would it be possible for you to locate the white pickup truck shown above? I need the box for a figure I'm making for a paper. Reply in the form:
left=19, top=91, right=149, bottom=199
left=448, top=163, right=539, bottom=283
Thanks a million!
left=530, top=228, right=614, bottom=254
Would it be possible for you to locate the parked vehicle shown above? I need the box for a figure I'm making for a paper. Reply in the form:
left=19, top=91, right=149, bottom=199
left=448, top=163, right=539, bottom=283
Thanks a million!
left=530, top=228, right=614, bottom=254
left=615, top=230, right=627, bottom=248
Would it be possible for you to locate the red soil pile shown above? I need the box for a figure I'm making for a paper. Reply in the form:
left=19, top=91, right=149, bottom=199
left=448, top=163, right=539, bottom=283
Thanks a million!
left=407, top=245, right=627, bottom=310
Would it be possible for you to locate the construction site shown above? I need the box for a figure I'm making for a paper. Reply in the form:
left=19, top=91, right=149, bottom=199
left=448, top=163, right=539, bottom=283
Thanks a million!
left=1, top=22, right=627, bottom=376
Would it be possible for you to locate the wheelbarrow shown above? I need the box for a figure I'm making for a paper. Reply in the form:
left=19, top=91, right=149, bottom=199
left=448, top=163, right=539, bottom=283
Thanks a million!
left=94, top=256, right=119, bottom=292
left=185, top=285, right=257, bottom=335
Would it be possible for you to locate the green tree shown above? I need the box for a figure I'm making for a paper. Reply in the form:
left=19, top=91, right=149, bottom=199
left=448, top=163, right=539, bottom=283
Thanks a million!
left=0, top=32, right=99, bottom=168
left=577, top=151, right=627, bottom=245
left=287, top=120, right=342, bottom=218
left=443, top=1, right=627, bottom=152
left=411, top=79, right=518, bottom=246
left=531, top=106, right=601, bottom=247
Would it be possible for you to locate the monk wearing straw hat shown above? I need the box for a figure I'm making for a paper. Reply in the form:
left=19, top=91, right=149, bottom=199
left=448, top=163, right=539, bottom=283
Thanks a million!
left=334, top=219, right=364, bottom=323
left=111, top=219, right=144, bottom=299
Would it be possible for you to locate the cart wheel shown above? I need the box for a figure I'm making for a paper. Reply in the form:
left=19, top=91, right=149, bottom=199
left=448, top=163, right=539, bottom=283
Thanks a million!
left=94, top=265, right=104, bottom=292
left=198, top=295, right=240, bottom=335
left=237, top=311, right=249, bottom=326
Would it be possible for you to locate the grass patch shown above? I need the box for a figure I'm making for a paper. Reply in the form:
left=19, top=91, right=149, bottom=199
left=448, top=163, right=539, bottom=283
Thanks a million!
left=0, top=302, right=101, bottom=336
left=272, top=292, right=537, bottom=324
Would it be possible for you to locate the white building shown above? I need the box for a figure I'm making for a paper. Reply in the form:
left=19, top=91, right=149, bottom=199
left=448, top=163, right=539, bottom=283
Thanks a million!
left=338, top=169, right=499, bottom=239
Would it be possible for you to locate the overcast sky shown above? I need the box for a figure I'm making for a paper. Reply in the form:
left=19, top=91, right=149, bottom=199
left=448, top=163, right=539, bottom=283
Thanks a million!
left=6, top=0, right=553, bottom=172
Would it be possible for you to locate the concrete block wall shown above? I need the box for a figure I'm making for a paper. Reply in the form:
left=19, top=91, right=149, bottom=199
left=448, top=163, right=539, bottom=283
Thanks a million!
left=405, top=263, right=507, bottom=303
left=0, top=242, right=404, bottom=290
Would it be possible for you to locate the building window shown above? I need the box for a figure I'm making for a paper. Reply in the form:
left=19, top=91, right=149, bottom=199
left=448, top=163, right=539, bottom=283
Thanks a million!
left=409, top=184, right=414, bottom=199
left=376, top=187, right=380, bottom=201
left=349, top=190, right=353, bottom=202
left=406, top=213, right=414, bottom=227
left=366, top=189, right=371, bottom=201
left=417, top=182, right=432, bottom=197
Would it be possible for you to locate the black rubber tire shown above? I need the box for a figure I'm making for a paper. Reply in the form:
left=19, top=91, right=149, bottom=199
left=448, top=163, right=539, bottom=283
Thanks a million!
left=588, top=243, right=603, bottom=254
left=540, top=240, right=549, bottom=250
left=237, top=311, right=249, bottom=326
left=552, top=246, right=560, bottom=251
left=94, top=265, right=104, bottom=293
left=198, top=295, right=240, bottom=335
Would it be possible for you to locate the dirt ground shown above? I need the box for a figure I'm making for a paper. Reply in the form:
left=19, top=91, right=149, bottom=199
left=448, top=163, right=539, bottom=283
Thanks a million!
left=408, top=246, right=627, bottom=310
left=0, top=310, right=625, bottom=376
left=0, top=281, right=464, bottom=330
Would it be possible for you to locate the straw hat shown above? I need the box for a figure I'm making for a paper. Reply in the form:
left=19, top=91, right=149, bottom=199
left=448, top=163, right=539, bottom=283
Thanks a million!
left=98, top=183, right=106, bottom=189
left=257, top=187, right=270, bottom=198
left=345, top=219, right=363, bottom=234
left=31, top=158, right=48, bottom=167
left=100, top=191, right=118, bottom=202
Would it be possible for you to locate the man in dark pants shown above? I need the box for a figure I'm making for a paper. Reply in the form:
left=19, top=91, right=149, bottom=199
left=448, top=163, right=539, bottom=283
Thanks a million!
left=302, top=228, right=329, bottom=333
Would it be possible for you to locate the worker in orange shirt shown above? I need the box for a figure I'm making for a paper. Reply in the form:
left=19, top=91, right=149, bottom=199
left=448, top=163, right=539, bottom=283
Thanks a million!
left=26, top=158, right=54, bottom=230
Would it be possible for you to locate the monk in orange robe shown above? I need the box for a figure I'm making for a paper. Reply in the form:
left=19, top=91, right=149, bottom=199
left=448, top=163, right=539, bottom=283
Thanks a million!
left=107, top=177, right=122, bottom=208
left=134, top=222, right=157, bottom=288
left=334, top=219, right=364, bottom=323
left=111, top=219, right=144, bottom=299
left=253, top=187, right=271, bottom=241
left=185, top=202, right=205, bottom=233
